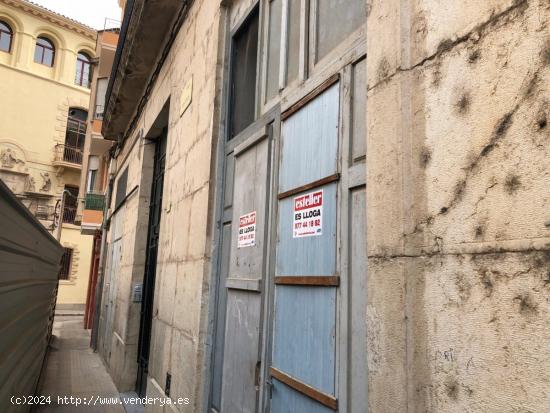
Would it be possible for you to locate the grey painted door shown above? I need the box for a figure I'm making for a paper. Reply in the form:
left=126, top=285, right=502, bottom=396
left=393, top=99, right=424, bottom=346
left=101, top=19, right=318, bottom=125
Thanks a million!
left=220, top=127, right=272, bottom=413
left=270, top=83, right=340, bottom=413
left=103, top=225, right=121, bottom=363
left=213, top=60, right=367, bottom=413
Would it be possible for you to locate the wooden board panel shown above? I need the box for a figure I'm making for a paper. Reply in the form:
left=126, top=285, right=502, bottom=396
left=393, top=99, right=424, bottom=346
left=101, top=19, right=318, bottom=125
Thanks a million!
left=276, top=183, right=337, bottom=276
left=210, top=223, right=232, bottom=410
left=271, top=81, right=340, bottom=412
left=270, top=368, right=337, bottom=410
left=277, top=173, right=340, bottom=200
left=220, top=290, right=262, bottom=413
left=221, top=124, right=271, bottom=413
left=103, top=235, right=121, bottom=360
left=271, top=377, right=336, bottom=413
left=351, top=58, right=366, bottom=162
left=349, top=187, right=367, bottom=411
left=274, top=276, right=339, bottom=286
left=226, top=277, right=262, bottom=292
left=272, top=286, right=336, bottom=395
left=229, top=137, right=270, bottom=279
left=279, top=83, right=339, bottom=193
left=223, top=154, right=235, bottom=210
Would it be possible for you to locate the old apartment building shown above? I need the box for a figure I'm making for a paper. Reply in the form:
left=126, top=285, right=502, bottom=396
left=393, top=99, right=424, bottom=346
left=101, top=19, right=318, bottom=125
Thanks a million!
left=94, top=0, right=550, bottom=412
left=0, top=0, right=96, bottom=311
left=76, top=25, right=120, bottom=330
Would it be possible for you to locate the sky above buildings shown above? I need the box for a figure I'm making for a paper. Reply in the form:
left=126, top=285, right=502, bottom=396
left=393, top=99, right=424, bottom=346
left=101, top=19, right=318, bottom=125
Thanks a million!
left=31, top=0, right=122, bottom=30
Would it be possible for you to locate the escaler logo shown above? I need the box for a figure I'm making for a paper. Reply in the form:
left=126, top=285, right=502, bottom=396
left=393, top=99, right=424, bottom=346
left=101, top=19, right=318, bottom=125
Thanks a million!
left=293, top=189, right=323, bottom=238
left=238, top=211, right=256, bottom=248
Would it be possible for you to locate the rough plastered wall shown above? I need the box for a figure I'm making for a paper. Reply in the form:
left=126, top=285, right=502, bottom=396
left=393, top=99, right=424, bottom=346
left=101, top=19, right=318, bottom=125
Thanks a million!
left=367, top=0, right=550, bottom=411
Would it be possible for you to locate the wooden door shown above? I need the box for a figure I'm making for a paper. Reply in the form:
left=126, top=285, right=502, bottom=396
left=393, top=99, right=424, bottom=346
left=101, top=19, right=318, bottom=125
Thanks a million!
left=270, top=82, right=340, bottom=413
left=219, top=125, right=273, bottom=413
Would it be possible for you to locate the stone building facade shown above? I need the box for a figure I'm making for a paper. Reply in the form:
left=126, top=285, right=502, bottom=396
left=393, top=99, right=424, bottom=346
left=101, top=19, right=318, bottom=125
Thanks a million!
left=0, top=0, right=96, bottom=310
left=95, top=0, right=550, bottom=412
left=367, top=0, right=550, bottom=411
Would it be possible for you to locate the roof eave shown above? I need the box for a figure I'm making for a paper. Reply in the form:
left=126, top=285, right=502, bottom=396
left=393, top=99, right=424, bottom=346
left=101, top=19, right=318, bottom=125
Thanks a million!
left=102, top=0, right=185, bottom=141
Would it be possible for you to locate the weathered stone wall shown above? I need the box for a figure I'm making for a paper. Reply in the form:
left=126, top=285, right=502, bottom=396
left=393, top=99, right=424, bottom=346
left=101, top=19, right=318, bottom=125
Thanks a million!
left=102, top=0, right=222, bottom=410
left=367, top=0, right=550, bottom=411
left=99, top=140, right=155, bottom=391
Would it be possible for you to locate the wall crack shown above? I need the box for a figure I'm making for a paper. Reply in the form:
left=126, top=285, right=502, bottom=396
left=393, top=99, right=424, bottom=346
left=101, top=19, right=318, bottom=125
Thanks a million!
left=368, top=0, right=530, bottom=92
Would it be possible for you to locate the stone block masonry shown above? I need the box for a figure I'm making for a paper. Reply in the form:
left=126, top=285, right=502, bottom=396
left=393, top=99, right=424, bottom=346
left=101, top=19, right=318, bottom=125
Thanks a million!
left=367, top=0, right=550, bottom=411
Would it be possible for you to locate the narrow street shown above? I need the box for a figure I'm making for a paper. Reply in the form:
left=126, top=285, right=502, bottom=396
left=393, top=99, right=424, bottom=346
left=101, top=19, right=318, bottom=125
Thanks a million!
left=35, top=315, right=137, bottom=413
left=1, top=0, right=549, bottom=411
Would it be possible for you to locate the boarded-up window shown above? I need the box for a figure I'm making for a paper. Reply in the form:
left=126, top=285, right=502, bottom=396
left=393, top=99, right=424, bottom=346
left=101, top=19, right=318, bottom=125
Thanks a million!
left=229, top=7, right=259, bottom=139
left=115, top=167, right=128, bottom=209
left=315, top=0, right=366, bottom=62
left=59, top=248, right=73, bottom=280
left=265, top=0, right=282, bottom=101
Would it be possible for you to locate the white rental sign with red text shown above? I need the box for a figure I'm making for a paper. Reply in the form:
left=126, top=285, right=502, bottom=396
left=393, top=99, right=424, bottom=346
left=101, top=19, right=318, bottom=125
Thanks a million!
left=293, top=189, right=323, bottom=238
left=238, top=211, right=256, bottom=248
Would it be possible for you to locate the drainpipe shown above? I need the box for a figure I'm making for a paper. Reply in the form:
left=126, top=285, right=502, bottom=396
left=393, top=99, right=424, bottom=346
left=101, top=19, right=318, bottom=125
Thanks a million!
left=91, top=159, right=114, bottom=351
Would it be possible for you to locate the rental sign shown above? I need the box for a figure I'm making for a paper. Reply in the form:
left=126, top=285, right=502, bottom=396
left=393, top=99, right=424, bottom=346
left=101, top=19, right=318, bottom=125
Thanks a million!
left=293, top=189, right=323, bottom=238
left=238, top=211, right=256, bottom=248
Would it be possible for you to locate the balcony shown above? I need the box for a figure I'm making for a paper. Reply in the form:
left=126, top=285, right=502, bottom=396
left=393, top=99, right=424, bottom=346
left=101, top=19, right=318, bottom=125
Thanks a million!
left=53, top=144, right=83, bottom=171
left=34, top=204, right=55, bottom=222
left=84, top=192, right=105, bottom=210
left=92, top=105, right=105, bottom=135
left=22, top=200, right=55, bottom=224
left=81, top=192, right=105, bottom=235
left=62, top=206, right=77, bottom=225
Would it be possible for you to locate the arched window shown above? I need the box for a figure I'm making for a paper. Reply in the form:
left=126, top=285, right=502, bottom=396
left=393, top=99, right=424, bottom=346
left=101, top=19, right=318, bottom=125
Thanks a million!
left=75, top=52, right=91, bottom=87
left=0, top=21, right=12, bottom=53
left=34, top=36, right=55, bottom=66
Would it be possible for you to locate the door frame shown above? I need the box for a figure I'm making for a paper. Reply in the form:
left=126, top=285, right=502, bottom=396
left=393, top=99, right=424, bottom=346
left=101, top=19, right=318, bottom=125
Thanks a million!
left=205, top=1, right=366, bottom=411
left=209, top=108, right=280, bottom=412
left=136, top=129, right=168, bottom=397
left=262, top=74, right=343, bottom=413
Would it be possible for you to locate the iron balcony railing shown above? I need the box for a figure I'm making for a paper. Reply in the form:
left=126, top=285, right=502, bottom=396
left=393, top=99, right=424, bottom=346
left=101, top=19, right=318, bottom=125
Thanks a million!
left=31, top=204, right=54, bottom=221
left=54, top=144, right=83, bottom=166
left=84, top=192, right=105, bottom=211
left=62, top=206, right=77, bottom=224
